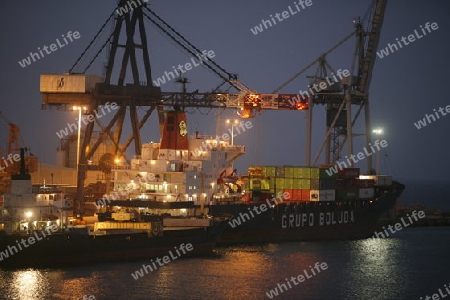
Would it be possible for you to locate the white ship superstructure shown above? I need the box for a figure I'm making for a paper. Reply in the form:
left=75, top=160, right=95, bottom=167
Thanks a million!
left=110, top=111, right=245, bottom=205
left=0, top=149, right=71, bottom=234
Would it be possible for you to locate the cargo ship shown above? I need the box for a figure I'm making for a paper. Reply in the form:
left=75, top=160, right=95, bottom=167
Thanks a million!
left=210, top=166, right=404, bottom=244
left=0, top=149, right=229, bottom=268
left=92, top=110, right=404, bottom=245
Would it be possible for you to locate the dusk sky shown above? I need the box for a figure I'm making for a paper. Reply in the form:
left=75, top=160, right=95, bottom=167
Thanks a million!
left=0, top=0, right=449, bottom=182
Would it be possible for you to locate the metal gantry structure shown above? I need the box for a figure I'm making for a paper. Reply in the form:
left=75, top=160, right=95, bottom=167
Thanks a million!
left=40, top=0, right=309, bottom=213
left=40, top=0, right=386, bottom=213
left=272, top=0, right=387, bottom=171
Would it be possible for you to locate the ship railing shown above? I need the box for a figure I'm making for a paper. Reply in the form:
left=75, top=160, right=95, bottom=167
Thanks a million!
left=112, top=165, right=131, bottom=170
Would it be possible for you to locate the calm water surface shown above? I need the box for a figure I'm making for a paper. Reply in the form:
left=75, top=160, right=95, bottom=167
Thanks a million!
left=1, top=227, right=449, bottom=300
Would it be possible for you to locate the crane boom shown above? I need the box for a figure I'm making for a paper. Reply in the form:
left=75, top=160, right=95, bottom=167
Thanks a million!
left=358, top=0, right=387, bottom=95
left=163, top=92, right=309, bottom=118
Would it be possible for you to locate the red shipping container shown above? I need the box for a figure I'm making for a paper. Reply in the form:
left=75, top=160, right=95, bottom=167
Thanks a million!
left=338, top=168, right=360, bottom=179
left=296, top=189, right=303, bottom=201
left=289, top=189, right=297, bottom=201
left=301, top=189, right=311, bottom=201
left=283, top=189, right=294, bottom=201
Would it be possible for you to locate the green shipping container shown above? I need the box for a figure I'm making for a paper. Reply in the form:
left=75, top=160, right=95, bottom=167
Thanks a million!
left=319, top=168, right=338, bottom=179
left=293, top=167, right=311, bottom=178
left=310, top=179, right=336, bottom=190
left=337, top=189, right=359, bottom=200
left=269, top=178, right=276, bottom=188
left=276, top=178, right=286, bottom=189
left=310, top=168, right=319, bottom=179
left=264, top=166, right=276, bottom=177
left=292, top=178, right=302, bottom=189
left=300, top=179, right=311, bottom=189
left=284, top=178, right=294, bottom=189
left=310, top=167, right=338, bottom=179
left=302, top=167, right=311, bottom=178
left=293, top=167, right=301, bottom=178
left=284, top=167, right=295, bottom=178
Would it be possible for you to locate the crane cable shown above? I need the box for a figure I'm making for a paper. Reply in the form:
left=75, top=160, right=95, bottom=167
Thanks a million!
left=81, top=32, right=115, bottom=74
left=143, top=10, right=242, bottom=91
left=143, top=12, right=237, bottom=89
left=272, top=0, right=376, bottom=94
left=145, top=7, right=236, bottom=81
left=272, top=30, right=356, bottom=94
left=68, top=7, right=118, bottom=73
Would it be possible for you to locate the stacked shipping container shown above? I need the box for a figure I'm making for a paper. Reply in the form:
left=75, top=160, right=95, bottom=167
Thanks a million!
left=248, top=166, right=381, bottom=202
left=308, top=167, right=337, bottom=202
left=335, top=168, right=377, bottom=200
left=280, top=166, right=312, bottom=201
left=250, top=166, right=337, bottom=202
left=335, top=168, right=360, bottom=201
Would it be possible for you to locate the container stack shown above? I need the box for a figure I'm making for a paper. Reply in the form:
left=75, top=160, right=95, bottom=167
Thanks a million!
left=356, top=177, right=375, bottom=199
left=247, top=166, right=381, bottom=202
left=249, top=166, right=337, bottom=202
left=308, top=167, right=337, bottom=202
left=334, top=168, right=376, bottom=200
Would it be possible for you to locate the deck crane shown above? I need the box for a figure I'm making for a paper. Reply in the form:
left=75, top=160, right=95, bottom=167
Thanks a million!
left=272, top=0, right=387, bottom=171
left=40, top=0, right=308, bottom=213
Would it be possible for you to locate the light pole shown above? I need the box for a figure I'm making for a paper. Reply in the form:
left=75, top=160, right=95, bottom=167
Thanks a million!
left=72, top=106, right=86, bottom=171
left=226, top=119, right=239, bottom=145
left=372, top=128, right=383, bottom=175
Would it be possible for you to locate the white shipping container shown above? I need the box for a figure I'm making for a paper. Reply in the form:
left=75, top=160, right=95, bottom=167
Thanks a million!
left=359, top=188, right=375, bottom=199
left=310, top=189, right=336, bottom=202
left=359, top=175, right=392, bottom=186
left=40, top=74, right=103, bottom=93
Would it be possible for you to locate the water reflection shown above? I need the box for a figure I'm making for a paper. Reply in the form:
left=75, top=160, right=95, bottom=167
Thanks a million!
left=342, top=237, right=411, bottom=299
left=10, top=269, right=50, bottom=300
left=0, top=268, right=106, bottom=300
left=1, top=229, right=447, bottom=300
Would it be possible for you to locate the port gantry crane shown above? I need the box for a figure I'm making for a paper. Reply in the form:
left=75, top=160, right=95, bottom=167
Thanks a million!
left=40, top=0, right=308, bottom=214
left=272, top=0, right=387, bottom=171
